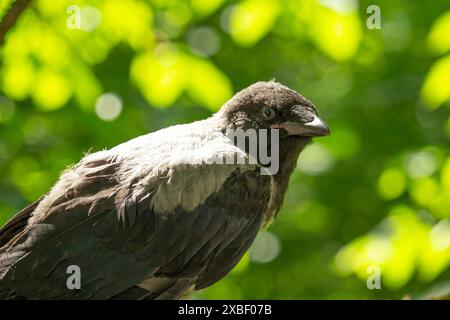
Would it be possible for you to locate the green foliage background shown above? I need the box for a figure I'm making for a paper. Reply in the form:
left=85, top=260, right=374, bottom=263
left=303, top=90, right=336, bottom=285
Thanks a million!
left=0, top=0, right=449, bottom=299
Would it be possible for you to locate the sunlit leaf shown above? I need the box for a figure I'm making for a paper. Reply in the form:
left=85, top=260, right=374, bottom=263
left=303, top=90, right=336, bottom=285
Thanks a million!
left=377, top=167, right=406, bottom=200
left=131, top=44, right=231, bottom=110
left=382, top=206, right=427, bottom=288
left=418, top=220, right=450, bottom=281
left=410, top=178, right=440, bottom=208
left=36, top=0, right=71, bottom=17
left=229, top=0, right=280, bottom=47
left=335, top=205, right=449, bottom=289
left=405, top=151, right=438, bottom=178
left=309, top=4, right=362, bottom=61
left=0, top=0, right=12, bottom=18
left=32, top=69, right=72, bottom=111
left=421, top=54, right=450, bottom=109
left=1, top=61, right=35, bottom=100
left=190, top=0, right=225, bottom=17
left=186, top=57, right=232, bottom=111
left=70, top=61, right=103, bottom=111
left=131, top=44, right=188, bottom=108
left=102, top=0, right=154, bottom=50
left=427, top=10, right=450, bottom=55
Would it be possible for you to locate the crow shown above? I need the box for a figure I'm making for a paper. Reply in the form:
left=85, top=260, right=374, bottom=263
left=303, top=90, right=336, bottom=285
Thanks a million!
left=0, top=81, right=329, bottom=299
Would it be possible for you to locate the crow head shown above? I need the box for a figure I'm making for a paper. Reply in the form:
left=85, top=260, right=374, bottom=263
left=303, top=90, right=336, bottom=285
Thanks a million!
left=218, top=81, right=329, bottom=140
left=214, top=80, right=329, bottom=181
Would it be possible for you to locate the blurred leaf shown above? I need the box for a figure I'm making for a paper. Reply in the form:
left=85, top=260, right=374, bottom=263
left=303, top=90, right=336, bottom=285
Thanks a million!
left=410, top=177, right=440, bottom=208
left=309, top=3, right=362, bottom=61
left=131, top=44, right=231, bottom=110
left=131, top=44, right=188, bottom=108
left=186, top=57, right=232, bottom=111
left=102, top=0, right=154, bottom=50
left=190, top=0, right=225, bottom=17
left=377, top=167, right=406, bottom=200
left=421, top=54, right=450, bottom=109
left=335, top=205, right=449, bottom=289
left=427, top=10, right=450, bottom=56
left=1, top=60, right=35, bottom=100
left=32, top=69, right=72, bottom=110
left=229, top=0, right=280, bottom=47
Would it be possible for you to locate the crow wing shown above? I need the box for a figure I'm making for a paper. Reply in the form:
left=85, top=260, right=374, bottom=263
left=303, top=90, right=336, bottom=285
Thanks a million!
left=0, top=134, right=271, bottom=299
left=0, top=196, right=45, bottom=249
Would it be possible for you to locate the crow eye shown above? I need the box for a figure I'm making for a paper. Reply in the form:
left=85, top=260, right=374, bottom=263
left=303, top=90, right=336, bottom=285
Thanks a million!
left=261, top=106, right=276, bottom=121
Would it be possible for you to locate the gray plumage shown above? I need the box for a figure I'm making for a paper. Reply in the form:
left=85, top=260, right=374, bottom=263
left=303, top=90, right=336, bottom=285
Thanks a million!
left=0, top=81, right=329, bottom=299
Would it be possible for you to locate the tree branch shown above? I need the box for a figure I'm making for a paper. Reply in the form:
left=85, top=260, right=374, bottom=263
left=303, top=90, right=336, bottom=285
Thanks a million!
left=0, top=0, right=33, bottom=46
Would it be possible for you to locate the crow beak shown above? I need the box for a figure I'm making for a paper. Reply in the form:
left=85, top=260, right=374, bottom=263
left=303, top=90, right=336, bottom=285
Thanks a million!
left=272, top=115, right=330, bottom=137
